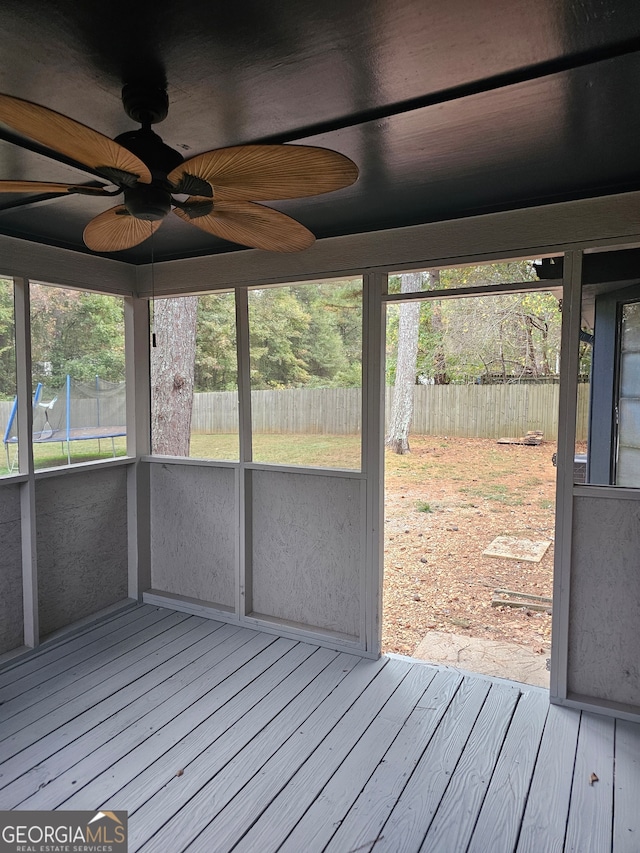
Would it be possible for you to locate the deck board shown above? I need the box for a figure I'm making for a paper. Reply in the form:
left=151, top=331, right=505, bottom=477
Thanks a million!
left=66, top=640, right=327, bottom=812
left=245, top=661, right=438, bottom=853
left=418, top=681, right=521, bottom=852
left=115, top=653, right=352, bottom=832
left=373, top=675, right=492, bottom=853
left=0, top=604, right=638, bottom=853
left=125, top=649, right=364, bottom=850
left=614, top=719, right=640, bottom=852
left=467, top=688, right=549, bottom=853
left=11, top=630, right=282, bottom=809
left=0, top=604, right=157, bottom=690
left=135, top=656, right=395, bottom=852
left=323, top=668, right=463, bottom=853
left=0, top=617, right=223, bottom=774
left=0, top=609, right=191, bottom=718
left=517, top=703, right=581, bottom=853
left=0, top=611, right=197, bottom=744
left=565, top=712, right=615, bottom=853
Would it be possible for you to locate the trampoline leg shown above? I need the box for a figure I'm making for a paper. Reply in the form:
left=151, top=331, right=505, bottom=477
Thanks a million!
left=111, top=437, right=116, bottom=457
left=66, top=441, right=71, bottom=465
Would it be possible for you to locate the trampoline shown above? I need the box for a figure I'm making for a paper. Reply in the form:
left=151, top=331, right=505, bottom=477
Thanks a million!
left=3, top=375, right=126, bottom=470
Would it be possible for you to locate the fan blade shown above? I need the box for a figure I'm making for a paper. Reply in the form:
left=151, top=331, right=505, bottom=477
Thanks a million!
left=83, top=205, right=161, bottom=252
left=173, top=199, right=315, bottom=252
left=0, top=180, right=112, bottom=195
left=0, top=94, right=152, bottom=184
left=168, top=145, right=358, bottom=201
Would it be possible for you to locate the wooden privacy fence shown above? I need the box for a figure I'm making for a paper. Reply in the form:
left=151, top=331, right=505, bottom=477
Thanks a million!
left=408, top=383, right=589, bottom=440
left=187, top=388, right=362, bottom=435
left=0, top=384, right=589, bottom=442
left=190, top=383, right=590, bottom=441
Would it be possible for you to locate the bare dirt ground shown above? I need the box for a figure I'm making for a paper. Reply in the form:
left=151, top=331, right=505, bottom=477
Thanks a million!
left=383, top=435, right=557, bottom=661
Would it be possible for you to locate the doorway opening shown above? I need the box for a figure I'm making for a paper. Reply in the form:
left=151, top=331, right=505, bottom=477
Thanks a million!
left=382, top=260, right=566, bottom=686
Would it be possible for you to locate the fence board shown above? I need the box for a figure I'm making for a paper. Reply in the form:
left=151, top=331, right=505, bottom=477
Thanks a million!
left=191, top=384, right=587, bottom=440
left=0, top=384, right=589, bottom=445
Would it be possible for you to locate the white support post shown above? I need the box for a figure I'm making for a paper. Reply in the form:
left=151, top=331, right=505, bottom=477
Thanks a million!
left=549, top=251, right=583, bottom=701
left=125, top=296, right=152, bottom=600
left=14, top=277, right=38, bottom=647
left=235, top=287, right=253, bottom=618
left=125, top=296, right=151, bottom=460
left=362, top=271, right=387, bottom=656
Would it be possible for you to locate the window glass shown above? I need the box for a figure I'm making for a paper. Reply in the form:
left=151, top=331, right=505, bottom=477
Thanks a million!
left=388, top=258, right=549, bottom=294
left=572, top=280, right=594, bottom=484
left=0, top=277, right=17, bottom=476
left=387, top=260, right=563, bottom=476
left=385, top=288, right=562, bottom=448
left=576, top=279, right=640, bottom=487
left=29, top=283, right=126, bottom=470
left=151, top=291, right=239, bottom=461
left=248, top=278, right=362, bottom=469
left=616, top=302, right=640, bottom=485
left=386, top=289, right=562, bottom=385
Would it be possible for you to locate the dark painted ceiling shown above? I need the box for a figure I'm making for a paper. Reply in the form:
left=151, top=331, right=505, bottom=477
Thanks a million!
left=1, top=0, right=640, bottom=263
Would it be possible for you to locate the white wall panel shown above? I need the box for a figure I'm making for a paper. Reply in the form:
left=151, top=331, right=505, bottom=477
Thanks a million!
left=36, top=467, right=128, bottom=636
left=138, top=191, right=640, bottom=297
left=0, top=484, right=23, bottom=653
left=250, top=470, right=363, bottom=639
left=150, top=463, right=236, bottom=609
left=0, top=233, right=136, bottom=295
left=568, top=494, right=640, bottom=710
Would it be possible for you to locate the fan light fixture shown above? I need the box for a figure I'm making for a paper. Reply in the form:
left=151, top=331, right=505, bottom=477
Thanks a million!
left=0, top=83, right=358, bottom=254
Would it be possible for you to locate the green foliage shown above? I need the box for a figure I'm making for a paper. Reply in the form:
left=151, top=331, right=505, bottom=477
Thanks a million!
left=297, top=282, right=362, bottom=387
left=386, top=261, right=562, bottom=386
left=0, top=280, right=128, bottom=402
left=0, top=279, right=16, bottom=399
left=0, top=279, right=363, bottom=404
left=249, top=287, right=312, bottom=388
left=0, top=263, right=564, bottom=408
left=195, top=292, right=237, bottom=391
left=415, top=500, right=432, bottom=512
left=30, top=285, right=125, bottom=388
left=247, top=280, right=362, bottom=391
left=194, top=283, right=363, bottom=393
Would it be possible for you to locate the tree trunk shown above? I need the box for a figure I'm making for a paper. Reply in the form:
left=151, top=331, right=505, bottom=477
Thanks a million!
left=428, top=270, right=448, bottom=384
left=386, top=272, right=422, bottom=454
left=524, top=315, right=539, bottom=376
left=499, top=320, right=507, bottom=382
left=540, top=322, right=551, bottom=374
left=151, top=297, right=198, bottom=456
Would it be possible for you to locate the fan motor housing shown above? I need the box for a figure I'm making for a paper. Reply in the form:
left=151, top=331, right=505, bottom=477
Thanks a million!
left=114, top=128, right=183, bottom=179
left=121, top=83, right=169, bottom=126
left=123, top=183, right=171, bottom=221
left=115, top=127, right=184, bottom=221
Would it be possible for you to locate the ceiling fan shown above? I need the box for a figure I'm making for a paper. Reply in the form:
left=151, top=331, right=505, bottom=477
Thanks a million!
left=0, top=83, right=358, bottom=253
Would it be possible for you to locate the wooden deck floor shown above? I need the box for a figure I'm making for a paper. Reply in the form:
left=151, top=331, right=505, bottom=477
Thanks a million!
left=0, top=604, right=638, bottom=852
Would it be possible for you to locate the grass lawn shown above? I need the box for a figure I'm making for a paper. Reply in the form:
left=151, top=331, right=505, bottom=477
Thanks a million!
left=189, top=433, right=361, bottom=469
left=0, top=438, right=128, bottom=475
left=0, top=433, right=362, bottom=475
left=0, top=430, right=557, bottom=676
